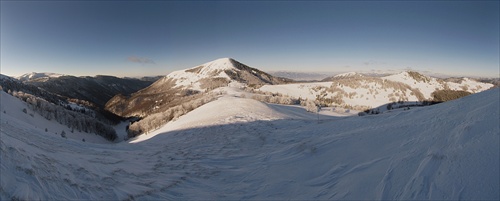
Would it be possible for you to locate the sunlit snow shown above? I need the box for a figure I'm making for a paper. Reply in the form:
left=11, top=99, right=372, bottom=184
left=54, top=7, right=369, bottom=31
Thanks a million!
left=1, top=87, right=498, bottom=200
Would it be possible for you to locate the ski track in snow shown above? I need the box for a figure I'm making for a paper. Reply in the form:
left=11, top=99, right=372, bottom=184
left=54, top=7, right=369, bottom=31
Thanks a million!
left=1, top=88, right=499, bottom=200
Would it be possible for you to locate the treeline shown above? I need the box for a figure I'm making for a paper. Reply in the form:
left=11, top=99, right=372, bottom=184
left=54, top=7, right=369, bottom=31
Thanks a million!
left=431, top=90, right=471, bottom=102
left=251, top=93, right=299, bottom=105
left=127, top=93, right=218, bottom=138
left=200, top=77, right=230, bottom=91
left=328, top=77, right=425, bottom=102
left=362, top=89, right=472, bottom=116
left=27, top=75, right=154, bottom=109
left=249, top=77, right=429, bottom=113
left=10, top=90, right=117, bottom=141
left=104, top=78, right=182, bottom=118
left=249, top=90, right=323, bottom=113
left=407, top=71, right=431, bottom=83
left=1, top=75, right=122, bottom=124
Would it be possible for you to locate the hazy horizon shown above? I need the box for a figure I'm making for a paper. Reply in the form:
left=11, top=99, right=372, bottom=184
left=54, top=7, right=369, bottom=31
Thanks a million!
left=6, top=66, right=496, bottom=80
left=1, top=1, right=499, bottom=78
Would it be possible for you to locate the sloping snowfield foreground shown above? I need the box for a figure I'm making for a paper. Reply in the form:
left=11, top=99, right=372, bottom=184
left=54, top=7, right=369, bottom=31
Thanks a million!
left=1, top=89, right=499, bottom=200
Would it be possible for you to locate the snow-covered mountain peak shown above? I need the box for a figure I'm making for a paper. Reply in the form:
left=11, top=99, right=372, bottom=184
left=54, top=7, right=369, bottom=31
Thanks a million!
left=334, top=72, right=364, bottom=78
left=17, top=72, right=64, bottom=82
left=204, top=57, right=234, bottom=66
left=196, top=57, right=239, bottom=74
left=164, top=58, right=238, bottom=90
left=157, top=58, right=289, bottom=91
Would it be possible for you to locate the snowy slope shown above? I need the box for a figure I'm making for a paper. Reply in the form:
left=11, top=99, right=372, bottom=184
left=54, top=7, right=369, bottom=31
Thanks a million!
left=260, top=71, right=493, bottom=111
left=154, top=57, right=290, bottom=92
left=0, top=91, right=110, bottom=144
left=445, top=77, right=493, bottom=92
left=1, top=87, right=498, bottom=200
left=130, top=96, right=288, bottom=143
left=166, top=58, right=236, bottom=90
left=259, top=80, right=421, bottom=110
left=130, top=86, right=345, bottom=143
left=104, top=58, right=291, bottom=117
left=383, top=71, right=443, bottom=100
left=383, top=71, right=493, bottom=99
left=259, top=82, right=333, bottom=100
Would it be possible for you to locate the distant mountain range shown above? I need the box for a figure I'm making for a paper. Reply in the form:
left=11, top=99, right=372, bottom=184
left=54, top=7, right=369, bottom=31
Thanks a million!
left=1, top=60, right=498, bottom=200
left=322, top=72, right=366, bottom=80
left=4, top=58, right=495, bottom=119
left=16, top=74, right=157, bottom=109
left=1, top=57, right=496, bottom=139
left=260, top=70, right=494, bottom=112
left=17, top=72, right=65, bottom=82
left=268, top=71, right=335, bottom=81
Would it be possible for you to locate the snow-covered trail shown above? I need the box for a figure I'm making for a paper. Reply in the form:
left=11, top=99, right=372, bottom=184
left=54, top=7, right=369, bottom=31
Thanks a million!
left=1, top=89, right=499, bottom=200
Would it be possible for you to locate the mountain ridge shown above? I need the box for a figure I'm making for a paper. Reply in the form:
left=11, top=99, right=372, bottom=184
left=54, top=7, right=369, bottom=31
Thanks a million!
left=19, top=75, right=156, bottom=109
left=17, top=72, right=65, bottom=82
left=165, top=57, right=293, bottom=90
left=105, top=58, right=293, bottom=117
left=259, top=70, right=493, bottom=111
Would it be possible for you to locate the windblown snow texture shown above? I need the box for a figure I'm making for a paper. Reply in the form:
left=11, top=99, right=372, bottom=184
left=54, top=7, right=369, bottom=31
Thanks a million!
left=1, top=86, right=498, bottom=200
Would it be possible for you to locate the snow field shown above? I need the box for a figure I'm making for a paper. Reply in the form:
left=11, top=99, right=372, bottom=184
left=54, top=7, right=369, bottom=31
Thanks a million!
left=383, top=72, right=493, bottom=99
left=1, top=86, right=498, bottom=200
left=166, top=58, right=236, bottom=91
left=0, top=91, right=110, bottom=144
left=259, top=82, right=333, bottom=100
left=131, top=86, right=345, bottom=143
left=259, top=72, right=494, bottom=111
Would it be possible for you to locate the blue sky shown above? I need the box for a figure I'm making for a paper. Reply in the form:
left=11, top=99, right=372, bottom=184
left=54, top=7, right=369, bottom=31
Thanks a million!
left=1, top=1, right=499, bottom=77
